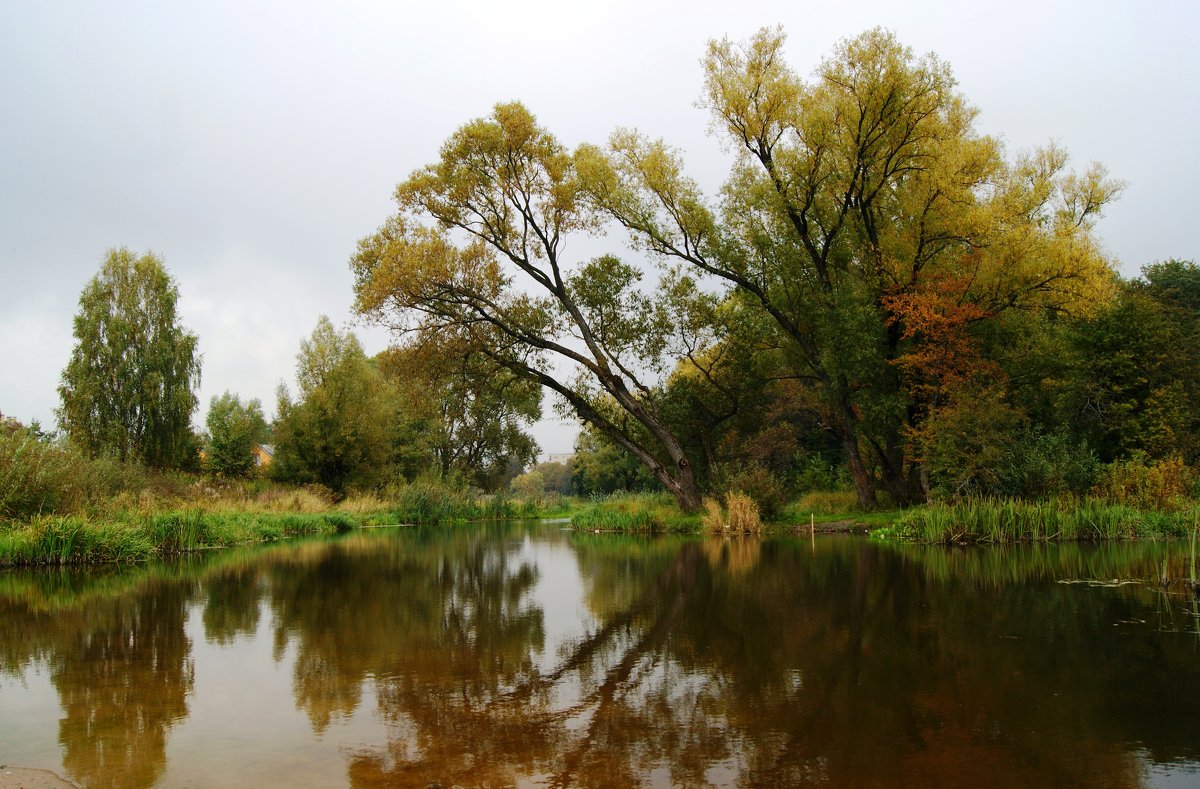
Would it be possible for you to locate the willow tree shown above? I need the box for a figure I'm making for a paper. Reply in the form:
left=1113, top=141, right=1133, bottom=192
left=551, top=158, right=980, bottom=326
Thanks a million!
left=576, top=27, right=1121, bottom=506
left=352, top=104, right=706, bottom=511
left=57, top=248, right=201, bottom=467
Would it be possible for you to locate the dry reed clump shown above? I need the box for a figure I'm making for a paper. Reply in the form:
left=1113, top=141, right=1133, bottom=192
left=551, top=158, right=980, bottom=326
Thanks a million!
left=252, top=487, right=332, bottom=513
left=725, top=492, right=762, bottom=533
left=703, top=493, right=763, bottom=533
left=701, top=497, right=725, bottom=532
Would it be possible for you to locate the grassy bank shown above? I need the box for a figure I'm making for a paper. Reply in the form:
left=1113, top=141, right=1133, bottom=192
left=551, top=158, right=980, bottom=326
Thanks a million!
left=0, top=510, right=370, bottom=566
left=878, top=498, right=1200, bottom=543
left=0, top=471, right=581, bottom=566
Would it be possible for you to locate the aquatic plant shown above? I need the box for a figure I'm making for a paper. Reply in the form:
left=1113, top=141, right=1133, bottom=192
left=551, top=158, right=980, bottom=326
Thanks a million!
left=881, top=498, right=1199, bottom=544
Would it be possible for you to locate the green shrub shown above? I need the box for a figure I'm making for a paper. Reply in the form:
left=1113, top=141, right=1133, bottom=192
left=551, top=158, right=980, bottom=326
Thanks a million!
left=997, top=428, right=1099, bottom=498
left=713, top=463, right=787, bottom=520
left=0, top=431, right=86, bottom=519
left=794, top=455, right=850, bottom=494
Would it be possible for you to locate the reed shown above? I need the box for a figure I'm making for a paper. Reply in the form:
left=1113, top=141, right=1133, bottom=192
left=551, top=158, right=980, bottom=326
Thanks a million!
left=881, top=498, right=1198, bottom=544
left=725, top=493, right=763, bottom=534
left=701, top=498, right=725, bottom=533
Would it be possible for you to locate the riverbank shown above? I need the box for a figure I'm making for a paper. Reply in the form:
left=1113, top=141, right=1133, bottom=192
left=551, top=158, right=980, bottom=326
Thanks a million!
left=567, top=491, right=1200, bottom=547
left=5, top=485, right=1199, bottom=566
left=0, top=479, right=579, bottom=566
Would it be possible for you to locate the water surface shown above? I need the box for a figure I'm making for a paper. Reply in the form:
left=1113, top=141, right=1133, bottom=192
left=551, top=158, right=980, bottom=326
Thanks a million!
left=1, top=524, right=1198, bottom=787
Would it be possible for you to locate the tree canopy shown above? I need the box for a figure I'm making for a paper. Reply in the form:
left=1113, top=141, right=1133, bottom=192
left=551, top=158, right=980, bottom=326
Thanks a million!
left=272, top=316, right=399, bottom=494
left=352, top=104, right=710, bottom=510
left=204, top=392, right=268, bottom=478
left=575, top=26, right=1122, bottom=506
left=377, top=335, right=540, bottom=491
left=57, top=248, right=201, bottom=468
left=352, top=27, right=1125, bottom=509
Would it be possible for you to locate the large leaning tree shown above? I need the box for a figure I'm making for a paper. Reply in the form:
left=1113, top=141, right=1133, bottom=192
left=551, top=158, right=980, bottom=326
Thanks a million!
left=575, top=27, right=1123, bottom=507
left=352, top=104, right=708, bottom=511
left=58, top=247, right=201, bottom=468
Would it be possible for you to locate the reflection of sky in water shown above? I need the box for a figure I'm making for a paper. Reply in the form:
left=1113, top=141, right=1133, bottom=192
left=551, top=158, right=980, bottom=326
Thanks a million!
left=0, top=659, right=63, bottom=775
left=158, top=602, right=378, bottom=787
left=520, top=531, right=591, bottom=675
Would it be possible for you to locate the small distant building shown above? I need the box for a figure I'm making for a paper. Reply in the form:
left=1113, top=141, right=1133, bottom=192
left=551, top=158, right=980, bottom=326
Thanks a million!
left=253, top=444, right=275, bottom=467
left=545, top=453, right=574, bottom=466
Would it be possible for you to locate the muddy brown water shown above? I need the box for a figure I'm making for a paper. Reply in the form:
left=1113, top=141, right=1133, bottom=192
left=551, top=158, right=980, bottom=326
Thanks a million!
left=1, top=524, right=1198, bottom=787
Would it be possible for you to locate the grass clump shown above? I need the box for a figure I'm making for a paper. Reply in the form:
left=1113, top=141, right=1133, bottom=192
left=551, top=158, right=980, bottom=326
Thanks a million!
left=786, top=490, right=861, bottom=518
left=702, top=493, right=763, bottom=534
left=572, top=493, right=696, bottom=532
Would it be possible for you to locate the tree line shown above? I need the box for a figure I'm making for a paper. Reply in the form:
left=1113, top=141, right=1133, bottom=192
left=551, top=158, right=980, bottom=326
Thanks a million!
left=39, top=27, right=1200, bottom=512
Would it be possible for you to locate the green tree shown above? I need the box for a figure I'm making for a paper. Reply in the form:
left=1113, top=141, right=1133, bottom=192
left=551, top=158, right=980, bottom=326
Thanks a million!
left=351, top=104, right=710, bottom=511
left=378, top=335, right=540, bottom=491
left=57, top=248, right=201, bottom=468
left=272, top=316, right=398, bottom=494
left=1139, top=258, right=1200, bottom=314
left=572, top=426, right=660, bottom=496
left=510, top=459, right=573, bottom=497
left=577, top=27, right=1121, bottom=506
left=204, top=392, right=268, bottom=478
left=1056, top=286, right=1198, bottom=463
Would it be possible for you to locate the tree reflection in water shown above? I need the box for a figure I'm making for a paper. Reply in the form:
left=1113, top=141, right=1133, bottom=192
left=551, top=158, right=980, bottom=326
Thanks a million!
left=322, top=533, right=1199, bottom=788
left=1, top=528, right=1199, bottom=787
left=48, top=582, right=193, bottom=788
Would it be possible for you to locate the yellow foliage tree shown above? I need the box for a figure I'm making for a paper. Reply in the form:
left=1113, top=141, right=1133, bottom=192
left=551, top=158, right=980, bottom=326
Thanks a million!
left=577, top=27, right=1122, bottom=506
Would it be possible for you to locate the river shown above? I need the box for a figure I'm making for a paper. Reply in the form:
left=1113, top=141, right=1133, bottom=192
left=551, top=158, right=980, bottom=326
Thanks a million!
left=1, top=523, right=1198, bottom=787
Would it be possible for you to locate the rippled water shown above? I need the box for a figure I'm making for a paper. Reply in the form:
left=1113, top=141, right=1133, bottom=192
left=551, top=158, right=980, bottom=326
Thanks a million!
left=1, top=524, right=1198, bottom=787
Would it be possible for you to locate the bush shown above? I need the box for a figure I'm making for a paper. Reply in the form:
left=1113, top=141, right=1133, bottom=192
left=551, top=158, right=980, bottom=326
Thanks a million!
left=713, top=463, right=787, bottom=520
left=794, top=455, right=850, bottom=494
left=997, top=427, right=1098, bottom=498
left=1092, top=454, right=1197, bottom=511
left=0, top=428, right=91, bottom=520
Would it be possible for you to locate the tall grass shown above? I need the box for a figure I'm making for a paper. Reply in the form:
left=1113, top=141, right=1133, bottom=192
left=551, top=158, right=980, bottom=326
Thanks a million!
left=571, top=492, right=697, bottom=532
left=782, top=490, right=861, bottom=520
left=702, top=493, right=763, bottom=534
left=880, top=498, right=1199, bottom=544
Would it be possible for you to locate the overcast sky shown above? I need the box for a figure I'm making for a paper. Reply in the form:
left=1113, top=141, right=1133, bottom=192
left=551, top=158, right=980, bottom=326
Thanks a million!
left=2, top=0, right=1197, bottom=458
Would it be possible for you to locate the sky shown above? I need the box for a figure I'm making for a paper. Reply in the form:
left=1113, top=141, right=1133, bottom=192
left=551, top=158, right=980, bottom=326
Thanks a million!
left=2, top=0, right=1198, bottom=459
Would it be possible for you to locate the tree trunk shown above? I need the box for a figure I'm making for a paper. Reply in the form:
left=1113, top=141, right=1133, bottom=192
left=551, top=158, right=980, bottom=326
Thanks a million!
left=843, top=432, right=878, bottom=510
